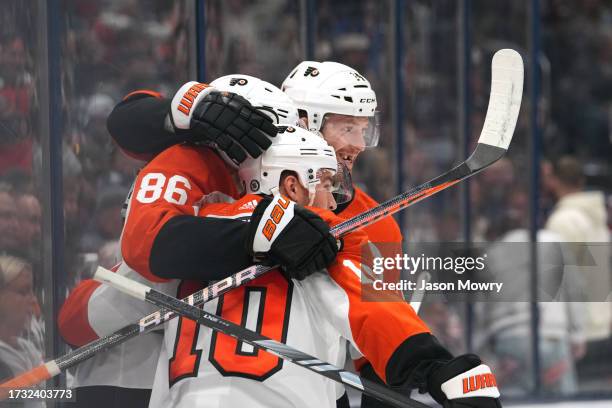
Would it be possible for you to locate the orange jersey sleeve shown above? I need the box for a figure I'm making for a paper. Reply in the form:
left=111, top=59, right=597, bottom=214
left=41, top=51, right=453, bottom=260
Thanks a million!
left=337, top=186, right=403, bottom=244
left=58, top=279, right=103, bottom=347
left=121, top=144, right=238, bottom=282
left=307, top=207, right=433, bottom=385
left=329, top=243, right=432, bottom=385
left=108, top=89, right=169, bottom=162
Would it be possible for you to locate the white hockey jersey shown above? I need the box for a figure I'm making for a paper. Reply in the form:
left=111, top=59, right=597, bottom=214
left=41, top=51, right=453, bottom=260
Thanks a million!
left=148, top=194, right=431, bottom=408
left=59, top=261, right=178, bottom=390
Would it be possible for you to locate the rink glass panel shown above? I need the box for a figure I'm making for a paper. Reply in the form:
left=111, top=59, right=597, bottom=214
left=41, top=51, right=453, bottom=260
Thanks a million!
left=58, top=0, right=195, bottom=383
left=399, top=0, right=470, bottom=361
left=538, top=0, right=612, bottom=395
left=204, top=0, right=303, bottom=86
left=468, top=0, right=537, bottom=398
left=0, top=0, right=49, bottom=390
left=313, top=2, right=394, bottom=404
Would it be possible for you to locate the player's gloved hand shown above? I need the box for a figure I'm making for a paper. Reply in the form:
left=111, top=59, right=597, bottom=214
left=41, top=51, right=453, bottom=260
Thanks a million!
left=246, top=195, right=339, bottom=280
left=427, top=354, right=502, bottom=408
left=170, top=81, right=278, bottom=164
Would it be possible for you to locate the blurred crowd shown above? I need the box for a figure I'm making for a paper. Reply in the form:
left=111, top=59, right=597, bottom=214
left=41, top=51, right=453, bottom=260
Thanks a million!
left=0, top=0, right=192, bottom=396
left=0, top=0, right=610, bottom=401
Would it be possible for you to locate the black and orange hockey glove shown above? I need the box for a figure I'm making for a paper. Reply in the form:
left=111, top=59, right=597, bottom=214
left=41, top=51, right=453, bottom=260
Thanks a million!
left=428, top=354, right=502, bottom=408
left=170, top=81, right=278, bottom=164
left=245, top=195, right=339, bottom=280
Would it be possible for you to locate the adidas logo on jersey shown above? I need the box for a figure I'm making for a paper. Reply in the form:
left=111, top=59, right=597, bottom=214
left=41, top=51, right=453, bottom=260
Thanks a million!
left=238, top=199, right=259, bottom=211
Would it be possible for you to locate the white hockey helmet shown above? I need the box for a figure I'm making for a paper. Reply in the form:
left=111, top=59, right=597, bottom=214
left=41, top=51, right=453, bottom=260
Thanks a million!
left=281, top=61, right=379, bottom=147
left=239, top=125, right=340, bottom=204
left=210, top=74, right=299, bottom=126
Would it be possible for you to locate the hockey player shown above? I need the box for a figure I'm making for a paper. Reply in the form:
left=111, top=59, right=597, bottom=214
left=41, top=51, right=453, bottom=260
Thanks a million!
left=105, top=62, right=403, bottom=407
left=110, top=76, right=501, bottom=408
left=58, top=77, right=338, bottom=408
left=108, top=62, right=401, bottom=257
left=62, top=74, right=502, bottom=407
left=281, top=62, right=405, bottom=406
left=135, top=124, right=502, bottom=407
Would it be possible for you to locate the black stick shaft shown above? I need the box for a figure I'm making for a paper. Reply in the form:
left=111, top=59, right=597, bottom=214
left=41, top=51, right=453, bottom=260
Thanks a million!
left=144, top=287, right=430, bottom=408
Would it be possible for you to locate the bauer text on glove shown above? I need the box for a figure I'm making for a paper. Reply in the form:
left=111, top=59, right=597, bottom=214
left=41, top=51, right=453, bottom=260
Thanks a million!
left=427, top=354, right=501, bottom=408
left=246, top=195, right=339, bottom=280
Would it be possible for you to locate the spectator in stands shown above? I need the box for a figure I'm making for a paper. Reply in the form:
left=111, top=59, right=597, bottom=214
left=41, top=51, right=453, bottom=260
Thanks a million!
left=0, top=186, right=19, bottom=256
left=81, top=188, right=127, bottom=253
left=542, top=156, right=612, bottom=385
left=542, top=156, right=611, bottom=334
left=0, top=255, right=43, bottom=389
left=477, top=196, right=587, bottom=396
left=14, top=193, right=41, bottom=260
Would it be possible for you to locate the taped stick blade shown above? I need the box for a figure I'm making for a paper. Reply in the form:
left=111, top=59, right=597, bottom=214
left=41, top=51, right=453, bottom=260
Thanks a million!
left=477, top=48, right=524, bottom=151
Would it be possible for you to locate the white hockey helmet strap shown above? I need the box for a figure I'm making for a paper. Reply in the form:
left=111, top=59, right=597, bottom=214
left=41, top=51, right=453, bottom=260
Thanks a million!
left=281, top=61, right=380, bottom=147
left=210, top=74, right=299, bottom=126
left=238, top=126, right=338, bottom=202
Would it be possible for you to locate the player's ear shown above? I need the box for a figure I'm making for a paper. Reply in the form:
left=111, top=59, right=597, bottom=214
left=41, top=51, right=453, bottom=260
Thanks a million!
left=281, top=174, right=301, bottom=202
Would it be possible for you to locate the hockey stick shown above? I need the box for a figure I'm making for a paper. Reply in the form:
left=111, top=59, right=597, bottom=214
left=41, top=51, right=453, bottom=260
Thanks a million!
left=0, top=48, right=523, bottom=397
left=93, top=267, right=429, bottom=408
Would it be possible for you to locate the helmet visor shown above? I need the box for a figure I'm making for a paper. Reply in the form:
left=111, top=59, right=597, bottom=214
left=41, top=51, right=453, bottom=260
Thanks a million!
left=320, top=113, right=380, bottom=150
left=308, top=166, right=353, bottom=206
left=331, top=163, right=354, bottom=205
left=307, top=166, right=351, bottom=209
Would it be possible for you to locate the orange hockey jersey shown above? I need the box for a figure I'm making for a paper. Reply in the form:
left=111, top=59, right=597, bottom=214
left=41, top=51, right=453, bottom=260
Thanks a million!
left=120, top=143, right=241, bottom=283
left=339, top=186, right=403, bottom=244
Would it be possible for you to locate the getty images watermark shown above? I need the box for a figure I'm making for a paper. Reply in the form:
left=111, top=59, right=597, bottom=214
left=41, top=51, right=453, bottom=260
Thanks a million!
left=370, top=252, right=503, bottom=294
left=360, top=242, right=612, bottom=302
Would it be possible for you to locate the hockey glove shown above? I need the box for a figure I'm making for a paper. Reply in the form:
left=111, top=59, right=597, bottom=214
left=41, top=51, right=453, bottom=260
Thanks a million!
left=427, top=354, right=502, bottom=408
left=246, top=195, right=339, bottom=280
left=170, top=81, right=278, bottom=164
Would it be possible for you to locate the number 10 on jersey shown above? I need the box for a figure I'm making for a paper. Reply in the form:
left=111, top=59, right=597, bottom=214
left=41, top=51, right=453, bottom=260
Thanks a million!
left=169, top=273, right=293, bottom=384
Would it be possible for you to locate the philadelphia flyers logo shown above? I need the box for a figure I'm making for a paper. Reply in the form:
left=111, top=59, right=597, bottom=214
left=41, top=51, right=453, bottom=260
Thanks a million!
left=304, top=67, right=319, bottom=77
left=276, top=126, right=295, bottom=134
left=229, top=78, right=248, bottom=86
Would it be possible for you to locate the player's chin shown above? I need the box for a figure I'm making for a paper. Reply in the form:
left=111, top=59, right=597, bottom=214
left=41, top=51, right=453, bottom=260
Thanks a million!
left=337, top=157, right=355, bottom=172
